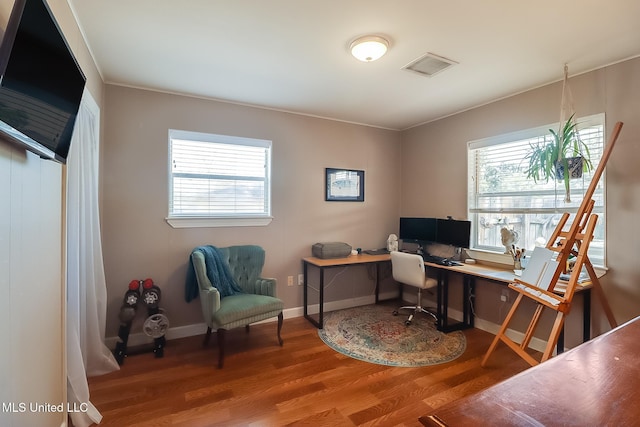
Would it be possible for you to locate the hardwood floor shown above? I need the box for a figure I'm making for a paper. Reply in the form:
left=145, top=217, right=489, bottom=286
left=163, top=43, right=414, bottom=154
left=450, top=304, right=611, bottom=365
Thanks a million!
left=89, top=315, right=534, bottom=426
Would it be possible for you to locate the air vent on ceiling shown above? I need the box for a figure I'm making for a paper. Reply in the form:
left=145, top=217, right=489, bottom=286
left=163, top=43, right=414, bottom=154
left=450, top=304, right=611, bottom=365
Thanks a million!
left=403, top=52, right=457, bottom=77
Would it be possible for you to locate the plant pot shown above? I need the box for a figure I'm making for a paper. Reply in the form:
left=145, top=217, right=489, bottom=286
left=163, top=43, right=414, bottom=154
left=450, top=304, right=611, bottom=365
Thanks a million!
left=554, top=156, right=584, bottom=181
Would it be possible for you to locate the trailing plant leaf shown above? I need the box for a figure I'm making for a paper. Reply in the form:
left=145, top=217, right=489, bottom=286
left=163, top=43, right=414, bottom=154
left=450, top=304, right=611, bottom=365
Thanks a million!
left=524, top=113, right=593, bottom=195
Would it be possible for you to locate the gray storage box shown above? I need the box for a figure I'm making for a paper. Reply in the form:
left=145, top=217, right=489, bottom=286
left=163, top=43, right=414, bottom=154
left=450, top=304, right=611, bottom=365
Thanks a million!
left=312, top=242, right=352, bottom=259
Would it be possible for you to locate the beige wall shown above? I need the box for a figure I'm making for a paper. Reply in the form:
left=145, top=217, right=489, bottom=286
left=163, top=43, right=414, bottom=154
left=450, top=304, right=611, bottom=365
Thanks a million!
left=100, top=56, right=640, bottom=347
left=101, top=85, right=402, bottom=337
left=402, top=57, right=640, bottom=346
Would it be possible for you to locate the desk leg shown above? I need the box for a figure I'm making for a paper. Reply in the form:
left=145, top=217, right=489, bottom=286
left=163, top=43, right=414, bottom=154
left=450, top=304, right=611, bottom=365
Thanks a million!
left=436, top=269, right=474, bottom=333
left=319, top=267, right=325, bottom=329
left=436, top=269, right=444, bottom=331
left=303, top=262, right=323, bottom=329
left=442, top=270, right=450, bottom=329
left=303, top=262, right=308, bottom=318
left=583, top=289, right=591, bottom=342
left=557, top=328, right=564, bottom=354
left=375, top=262, right=380, bottom=304
left=436, top=269, right=453, bottom=331
left=464, top=276, right=475, bottom=328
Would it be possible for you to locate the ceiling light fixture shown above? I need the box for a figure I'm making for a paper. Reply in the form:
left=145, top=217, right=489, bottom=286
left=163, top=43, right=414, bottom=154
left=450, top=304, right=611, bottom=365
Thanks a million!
left=350, top=35, right=389, bottom=62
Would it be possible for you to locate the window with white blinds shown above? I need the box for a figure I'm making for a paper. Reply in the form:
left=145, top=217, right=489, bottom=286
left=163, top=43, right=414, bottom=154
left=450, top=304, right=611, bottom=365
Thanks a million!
left=168, top=129, right=271, bottom=227
left=467, top=114, right=606, bottom=266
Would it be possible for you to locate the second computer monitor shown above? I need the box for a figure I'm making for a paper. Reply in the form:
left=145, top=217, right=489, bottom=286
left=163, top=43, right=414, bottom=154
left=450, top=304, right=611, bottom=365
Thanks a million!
left=436, top=218, right=471, bottom=248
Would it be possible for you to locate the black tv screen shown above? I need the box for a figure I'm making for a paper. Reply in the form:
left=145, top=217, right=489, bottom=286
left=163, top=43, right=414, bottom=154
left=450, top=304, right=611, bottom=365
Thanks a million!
left=399, top=217, right=437, bottom=243
left=0, top=0, right=85, bottom=164
left=436, top=218, right=471, bottom=248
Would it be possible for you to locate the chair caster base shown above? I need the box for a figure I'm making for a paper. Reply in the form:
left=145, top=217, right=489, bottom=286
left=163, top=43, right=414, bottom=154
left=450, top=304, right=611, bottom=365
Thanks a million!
left=393, top=305, right=436, bottom=327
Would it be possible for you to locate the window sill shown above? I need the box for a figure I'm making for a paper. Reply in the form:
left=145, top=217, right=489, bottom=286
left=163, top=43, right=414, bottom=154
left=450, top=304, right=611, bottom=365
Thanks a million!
left=466, top=248, right=513, bottom=266
left=166, top=216, right=273, bottom=228
left=466, top=248, right=608, bottom=273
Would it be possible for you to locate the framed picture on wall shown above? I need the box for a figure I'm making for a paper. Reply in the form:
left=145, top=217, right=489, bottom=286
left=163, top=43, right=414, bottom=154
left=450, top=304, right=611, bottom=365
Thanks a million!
left=325, top=168, right=364, bottom=201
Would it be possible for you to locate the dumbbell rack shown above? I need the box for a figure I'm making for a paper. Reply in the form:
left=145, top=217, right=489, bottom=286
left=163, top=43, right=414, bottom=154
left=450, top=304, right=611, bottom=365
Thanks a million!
left=113, top=279, right=169, bottom=365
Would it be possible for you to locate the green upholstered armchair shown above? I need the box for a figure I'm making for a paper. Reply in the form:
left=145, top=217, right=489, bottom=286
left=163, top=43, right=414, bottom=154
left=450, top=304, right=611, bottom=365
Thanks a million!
left=190, top=245, right=284, bottom=368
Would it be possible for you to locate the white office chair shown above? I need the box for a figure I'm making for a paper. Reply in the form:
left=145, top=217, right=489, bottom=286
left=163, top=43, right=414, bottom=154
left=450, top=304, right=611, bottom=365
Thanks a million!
left=391, top=251, right=438, bottom=326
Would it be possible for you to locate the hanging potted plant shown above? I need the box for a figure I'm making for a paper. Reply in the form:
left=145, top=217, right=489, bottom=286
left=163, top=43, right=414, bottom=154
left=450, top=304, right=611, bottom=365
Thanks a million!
left=524, top=113, right=592, bottom=202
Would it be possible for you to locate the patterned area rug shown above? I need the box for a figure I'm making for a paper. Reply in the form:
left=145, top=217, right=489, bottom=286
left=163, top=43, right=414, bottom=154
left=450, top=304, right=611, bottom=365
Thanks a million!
left=318, top=304, right=466, bottom=367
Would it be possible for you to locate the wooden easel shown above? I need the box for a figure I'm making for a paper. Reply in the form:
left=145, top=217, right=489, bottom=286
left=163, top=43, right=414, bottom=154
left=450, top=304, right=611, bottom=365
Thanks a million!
left=482, top=121, right=623, bottom=367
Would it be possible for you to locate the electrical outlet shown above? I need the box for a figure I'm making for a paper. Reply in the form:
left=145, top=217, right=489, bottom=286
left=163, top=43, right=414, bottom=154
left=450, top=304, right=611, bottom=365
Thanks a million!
left=298, top=274, right=304, bottom=286
left=501, top=289, right=509, bottom=302
left=287, top=276, right=294, bottom=286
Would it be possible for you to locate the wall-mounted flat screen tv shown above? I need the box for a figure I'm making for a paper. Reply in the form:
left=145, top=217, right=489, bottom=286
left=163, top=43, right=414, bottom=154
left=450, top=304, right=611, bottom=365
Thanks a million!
left=0, top=0, right=85, bottom=164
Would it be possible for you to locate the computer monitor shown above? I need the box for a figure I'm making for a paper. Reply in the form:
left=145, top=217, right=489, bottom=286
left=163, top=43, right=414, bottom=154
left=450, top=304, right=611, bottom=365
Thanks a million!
left=436, top=218, right=471, bottom=248
left=399, top=217, right=437, bottom=243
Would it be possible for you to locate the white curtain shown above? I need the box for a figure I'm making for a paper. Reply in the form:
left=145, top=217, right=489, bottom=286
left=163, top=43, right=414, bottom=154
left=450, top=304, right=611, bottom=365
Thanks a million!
left=66, top=90, right=119, bottom=427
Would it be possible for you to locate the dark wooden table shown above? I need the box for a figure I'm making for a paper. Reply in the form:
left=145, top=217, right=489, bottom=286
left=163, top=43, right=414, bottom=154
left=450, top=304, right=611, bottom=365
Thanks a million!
left=420, top=315, right=640, bottom=427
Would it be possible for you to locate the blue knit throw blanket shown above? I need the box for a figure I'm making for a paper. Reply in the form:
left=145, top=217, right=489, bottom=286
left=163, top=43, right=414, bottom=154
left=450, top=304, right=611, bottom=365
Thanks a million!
left=185, top=245, right=243, bottom=302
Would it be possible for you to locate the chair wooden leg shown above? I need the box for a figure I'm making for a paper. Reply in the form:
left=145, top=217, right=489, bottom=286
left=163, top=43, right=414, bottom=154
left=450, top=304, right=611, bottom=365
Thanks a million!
left=217, top=328, right=226, bottom=369
left=246, top=325, right=250, bottom=333
left=277, top=312, right=284, bottom=346
left=203, top=327, right=212, bottom=346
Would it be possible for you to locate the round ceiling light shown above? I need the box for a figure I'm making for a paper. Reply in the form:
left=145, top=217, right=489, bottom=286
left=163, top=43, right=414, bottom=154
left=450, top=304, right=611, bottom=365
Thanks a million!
left=350, top=35, right=389, bottom=62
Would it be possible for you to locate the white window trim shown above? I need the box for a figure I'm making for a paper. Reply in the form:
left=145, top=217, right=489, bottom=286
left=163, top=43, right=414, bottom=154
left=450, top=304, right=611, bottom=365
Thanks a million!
left=166, top=216, right=273, bottom=228
left=467, top=113, right=606, bottom=266
left=166, top=129, right=273, bottom=228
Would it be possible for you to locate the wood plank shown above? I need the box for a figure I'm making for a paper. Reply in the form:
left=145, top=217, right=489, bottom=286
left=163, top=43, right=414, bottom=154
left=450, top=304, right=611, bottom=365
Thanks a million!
left=303, top=253, right=390, bottom=267
left=421, top=316, right=640, bottom=426
left=89, top=315, right=536, bottom=426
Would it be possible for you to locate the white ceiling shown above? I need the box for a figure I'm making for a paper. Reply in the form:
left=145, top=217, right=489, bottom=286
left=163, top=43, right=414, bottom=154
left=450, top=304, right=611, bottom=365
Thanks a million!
left=68, top=0, right=640, bottom=130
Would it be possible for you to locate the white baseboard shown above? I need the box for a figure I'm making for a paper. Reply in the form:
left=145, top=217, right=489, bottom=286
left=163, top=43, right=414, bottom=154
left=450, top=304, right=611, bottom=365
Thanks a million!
left=105, top=322, right=208, bottom=348
left=105, top=291, right=550, bottom=355
left=105, top=304, right=311, bottom=349
left=302, top=291, right=399, bottom=316
left=472, top=315, right=550, bottom=354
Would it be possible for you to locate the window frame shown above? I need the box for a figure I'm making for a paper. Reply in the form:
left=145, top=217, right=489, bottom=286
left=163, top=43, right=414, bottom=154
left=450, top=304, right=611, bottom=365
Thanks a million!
left=166, top=129, right=273, bottom=228
left=467, top=113, right=606, bottom=267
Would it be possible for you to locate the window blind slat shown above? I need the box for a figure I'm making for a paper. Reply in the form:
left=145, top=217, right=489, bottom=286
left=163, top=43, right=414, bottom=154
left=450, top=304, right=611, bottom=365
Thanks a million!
left=169, top=131, right=271, bottom=217
left=468, top=114, right=606, bottom=266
